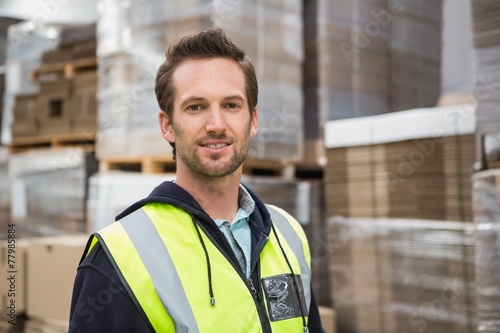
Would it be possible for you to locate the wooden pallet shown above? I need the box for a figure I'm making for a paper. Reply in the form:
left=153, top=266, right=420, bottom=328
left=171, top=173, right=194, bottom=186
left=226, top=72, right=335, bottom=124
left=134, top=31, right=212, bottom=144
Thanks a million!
left=99, top=156, right=176, bottom=174
left=9, top=132, right=96, bottom=153
left=30, top=58, right=97, bottom=81
left=98, top=156, right=296, bottom=177
left=242, top=158, right=296, bottom=178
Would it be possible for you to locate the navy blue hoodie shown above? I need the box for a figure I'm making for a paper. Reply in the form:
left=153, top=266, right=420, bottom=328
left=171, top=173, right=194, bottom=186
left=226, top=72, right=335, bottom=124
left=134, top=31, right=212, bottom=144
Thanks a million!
left=69, top=181, right=324, bottom=332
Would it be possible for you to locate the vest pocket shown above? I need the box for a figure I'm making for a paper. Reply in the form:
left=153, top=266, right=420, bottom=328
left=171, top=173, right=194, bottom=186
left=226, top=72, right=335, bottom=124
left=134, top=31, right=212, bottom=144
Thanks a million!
left=261, top=274, right=307, bottom=321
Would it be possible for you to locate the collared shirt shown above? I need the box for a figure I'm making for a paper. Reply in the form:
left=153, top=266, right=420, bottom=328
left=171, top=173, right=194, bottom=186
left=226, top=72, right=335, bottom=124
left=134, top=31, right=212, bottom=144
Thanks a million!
left=213, top=184, right=255, bottom=279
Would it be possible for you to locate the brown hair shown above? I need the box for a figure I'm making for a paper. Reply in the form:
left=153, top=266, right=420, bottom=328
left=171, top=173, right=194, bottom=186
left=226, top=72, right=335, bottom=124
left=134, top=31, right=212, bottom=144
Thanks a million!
left=155, top=28, right=258, bottom=120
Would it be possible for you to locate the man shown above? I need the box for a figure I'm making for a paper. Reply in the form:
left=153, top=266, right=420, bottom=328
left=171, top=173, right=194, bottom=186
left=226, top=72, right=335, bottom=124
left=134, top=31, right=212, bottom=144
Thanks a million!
left=70, top=28, right=324, bottom=332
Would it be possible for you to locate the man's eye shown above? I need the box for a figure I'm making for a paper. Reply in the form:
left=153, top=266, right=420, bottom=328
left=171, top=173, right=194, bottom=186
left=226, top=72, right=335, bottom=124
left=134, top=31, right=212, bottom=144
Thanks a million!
left=226, top=103, right=239, bottom=109
left=187, top=105, right=203, bottom=111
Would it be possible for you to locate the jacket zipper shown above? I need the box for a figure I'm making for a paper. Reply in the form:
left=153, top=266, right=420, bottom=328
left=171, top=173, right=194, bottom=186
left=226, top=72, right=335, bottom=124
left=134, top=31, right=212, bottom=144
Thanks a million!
left=221, top=233, right=272, bottom=333
left=247, top=256, right=273, bottom=333
left=194, top=218, right=272, bottom=333
left=248, top=276, right=272, bottom=333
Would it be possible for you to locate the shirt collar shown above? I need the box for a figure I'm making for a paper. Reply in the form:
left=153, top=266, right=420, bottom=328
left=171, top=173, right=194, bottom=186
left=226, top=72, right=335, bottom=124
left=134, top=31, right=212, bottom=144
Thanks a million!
left=214, top=184, right=255, bottom=226
left=238, top=184, right=255, bottom=216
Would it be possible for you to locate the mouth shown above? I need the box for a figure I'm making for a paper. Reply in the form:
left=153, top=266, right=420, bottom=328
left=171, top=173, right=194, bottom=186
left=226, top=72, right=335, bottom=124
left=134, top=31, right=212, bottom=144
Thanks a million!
left=202, top=143, right=229, bottom=149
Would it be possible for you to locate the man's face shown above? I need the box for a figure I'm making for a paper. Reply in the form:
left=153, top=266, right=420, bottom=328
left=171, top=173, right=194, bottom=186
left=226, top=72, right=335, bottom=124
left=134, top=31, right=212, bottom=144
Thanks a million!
left=159, top=58, right=258, bottom=179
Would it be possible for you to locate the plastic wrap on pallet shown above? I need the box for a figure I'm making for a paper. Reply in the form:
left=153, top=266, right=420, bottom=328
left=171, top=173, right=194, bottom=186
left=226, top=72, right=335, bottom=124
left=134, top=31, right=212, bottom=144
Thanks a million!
left=87, top=172, right=176, bottom=232
left=439, top=0, right=475, bottom=105
left=96, top=0, right=303, bottom=161
left=328, top=216, right=476, bottom=333
left=1, top=22, right=60, bottom=145
left=0, top=147, right=9, bottom=237
left=472, top=0, right=500, bottom=136
left=8, top=148, right=97, bottom=237
left=474, top=46, right=500, bottom=135
left=472, top=169, right=500, bottom=332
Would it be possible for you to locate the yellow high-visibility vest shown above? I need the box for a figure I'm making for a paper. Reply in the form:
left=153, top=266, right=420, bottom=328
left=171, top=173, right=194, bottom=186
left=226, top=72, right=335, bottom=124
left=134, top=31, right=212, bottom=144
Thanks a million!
left=85, top=203, right=312, bottom=333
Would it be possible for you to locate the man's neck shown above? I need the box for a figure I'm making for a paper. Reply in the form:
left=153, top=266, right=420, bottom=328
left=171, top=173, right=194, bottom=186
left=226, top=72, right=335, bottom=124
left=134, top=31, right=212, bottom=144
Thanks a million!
left=175, top=166, right=242, bottom=222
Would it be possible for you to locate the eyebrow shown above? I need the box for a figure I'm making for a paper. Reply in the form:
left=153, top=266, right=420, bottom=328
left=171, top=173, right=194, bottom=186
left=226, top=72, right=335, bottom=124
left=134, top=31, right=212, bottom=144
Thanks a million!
left=180, top=95, right=245, bottom=108
left=224, top=95, right=245, bottom=101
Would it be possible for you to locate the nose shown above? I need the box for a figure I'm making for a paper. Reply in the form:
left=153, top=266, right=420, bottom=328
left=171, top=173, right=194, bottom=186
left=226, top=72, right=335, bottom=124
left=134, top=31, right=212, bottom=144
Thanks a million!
left=205, top=106, right=226, bottom=134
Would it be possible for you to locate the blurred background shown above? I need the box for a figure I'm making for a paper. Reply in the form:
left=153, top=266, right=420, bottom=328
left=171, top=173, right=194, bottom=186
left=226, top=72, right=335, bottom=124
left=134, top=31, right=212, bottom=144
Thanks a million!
left=0, top=0, right=499, bottom=332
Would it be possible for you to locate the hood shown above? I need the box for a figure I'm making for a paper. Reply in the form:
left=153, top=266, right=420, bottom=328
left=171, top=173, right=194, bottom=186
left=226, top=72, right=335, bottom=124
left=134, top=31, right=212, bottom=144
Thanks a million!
left=115, top=180, right=272, bottom=236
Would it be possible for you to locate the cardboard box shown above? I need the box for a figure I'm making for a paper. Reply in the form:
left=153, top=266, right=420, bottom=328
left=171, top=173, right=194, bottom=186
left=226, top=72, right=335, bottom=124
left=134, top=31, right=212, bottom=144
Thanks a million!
left=26, top=235, right=88, bottom=323
left=36, top=95, right=71, bottom=135
left=1, top=239, right=29, bottom=314
left=319, top=306, right=336, bottom=333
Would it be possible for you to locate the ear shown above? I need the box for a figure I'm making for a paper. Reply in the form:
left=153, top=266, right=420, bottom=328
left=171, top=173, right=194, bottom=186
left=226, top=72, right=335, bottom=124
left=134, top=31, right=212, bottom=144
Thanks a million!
left=250, top=107, right=258, bottom=138
left=158, top=111, right=175, bottom=143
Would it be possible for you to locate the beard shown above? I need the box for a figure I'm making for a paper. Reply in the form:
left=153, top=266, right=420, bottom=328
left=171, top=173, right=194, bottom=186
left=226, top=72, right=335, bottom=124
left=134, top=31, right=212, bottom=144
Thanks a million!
left=172, top=123, right=251, bottom=179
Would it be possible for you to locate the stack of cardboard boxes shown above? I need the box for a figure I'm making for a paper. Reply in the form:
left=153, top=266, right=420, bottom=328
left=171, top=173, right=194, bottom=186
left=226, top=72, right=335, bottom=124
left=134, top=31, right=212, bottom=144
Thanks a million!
left=10, top=94, right=37, bottom=139
left=389, top=0, right=442, bottom=111
left=0, top=236, right=88, bottom=333
left=439, top=0, right=474, bottom=106
left=323, top=105, right=477, bottom=332
left=10, top=24, right=97, bottom=140
left=1, top=22, right=59, bottom=145
left=8, top=148, right=97, bottom=238
left=0, top=239, right=28, bottom=333
left=327, top=216, right=475, bottom=333
left=472, top=0, right=500, bottom=136
left=96, top=0, right=304, bottom=162
left=303, top=0, right=444, bottom=167
left=23, top=235, right=88, bottom=332
left=324, top=106, right=476, bottom=222
left=472, top=0, right=500, bottom=169
left=473, top=169, right=500, bottom=332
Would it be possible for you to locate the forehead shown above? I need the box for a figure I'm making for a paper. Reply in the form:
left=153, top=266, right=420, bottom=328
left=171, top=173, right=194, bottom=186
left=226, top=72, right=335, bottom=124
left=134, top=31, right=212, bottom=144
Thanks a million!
left=172, top=58, right=246, bottom=101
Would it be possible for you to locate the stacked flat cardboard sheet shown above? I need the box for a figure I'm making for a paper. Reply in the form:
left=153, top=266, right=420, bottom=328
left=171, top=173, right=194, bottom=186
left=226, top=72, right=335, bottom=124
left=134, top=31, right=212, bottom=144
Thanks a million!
left=96, top=0, right=303, bottom=161
left=328, top=216, right=476, bottom=333
left=472, top=0, right=500, bottom=135
left=303, top=0, right=443, bottom=166
left=8, top=148, right=98, bottom=237
left=439, top=0, right=475, bottom=105
left=389, top=0, right=442, bottom=111
left=324, top=105, right=476, bottom=221
left=305, top=0, right=390, bottom=126
left=472, top=169, right=500, bottom=332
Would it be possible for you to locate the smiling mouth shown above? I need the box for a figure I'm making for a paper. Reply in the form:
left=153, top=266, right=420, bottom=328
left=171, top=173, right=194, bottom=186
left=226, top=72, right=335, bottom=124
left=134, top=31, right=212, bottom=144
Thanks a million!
left=203, top=143, right=229, bottom=149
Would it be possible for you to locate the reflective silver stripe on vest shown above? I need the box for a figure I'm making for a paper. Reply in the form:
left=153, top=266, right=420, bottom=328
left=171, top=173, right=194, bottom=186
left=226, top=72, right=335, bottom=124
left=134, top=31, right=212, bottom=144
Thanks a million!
left=267, top=206, right=312, bottom=312
left=120, top=208, right=199, bottom=333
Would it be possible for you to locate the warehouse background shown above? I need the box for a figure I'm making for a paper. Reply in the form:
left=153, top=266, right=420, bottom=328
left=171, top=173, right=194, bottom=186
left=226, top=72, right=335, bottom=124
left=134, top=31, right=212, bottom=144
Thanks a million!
left=0, top=0, right=499, bottom=332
